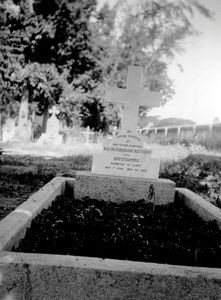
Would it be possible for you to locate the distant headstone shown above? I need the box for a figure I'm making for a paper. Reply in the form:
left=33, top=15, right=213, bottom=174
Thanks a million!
left=92, top=66, right=161, bottom=179
left=15, top=95, right=32, bottom=142
left=37, top=106, right=62, bottom=145
left=82, top=126, right=94, bottom=144
left=46, top=106, right=60, bottom=137
left=2, top=119, right=16, bottom=142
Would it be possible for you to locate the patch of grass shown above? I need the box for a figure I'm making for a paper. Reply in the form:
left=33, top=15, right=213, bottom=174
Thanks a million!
left=1, top=146, right=221, bottom=221
left=1, top=154, right=92, bottom=174
left=160, top=154, right=221, bottom=208
left=0, top=172, right=55, bottom=221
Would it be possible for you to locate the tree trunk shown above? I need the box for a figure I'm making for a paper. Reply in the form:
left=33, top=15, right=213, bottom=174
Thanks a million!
left=42, top=108, right=49, bottom=133
left=0, top=110, right=2, bottom=141
left=31, top=110, right=35, bottom=141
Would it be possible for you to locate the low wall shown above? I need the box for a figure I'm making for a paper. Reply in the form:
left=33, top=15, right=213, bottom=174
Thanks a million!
left=141, top=123, right=221, bottom=148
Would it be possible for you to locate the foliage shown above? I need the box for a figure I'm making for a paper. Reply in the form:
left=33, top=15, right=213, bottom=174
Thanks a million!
left=0, top=0, right=212, bottom=131
left=17, top=63, right=66, bottom=114
left=93, top=0, right=212, bottom=118
left=0, top=0, right=100, bottom=124
left=160, top=154, right=221, bottom=208
left=2, top=149, right=221, bottom=209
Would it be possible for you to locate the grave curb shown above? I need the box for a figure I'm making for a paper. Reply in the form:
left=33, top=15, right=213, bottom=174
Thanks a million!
left=176, top=187, right=221, bottom=229
left=1, top=177, right=221, bottom=299
left=0, top=177, right=68, bottom=252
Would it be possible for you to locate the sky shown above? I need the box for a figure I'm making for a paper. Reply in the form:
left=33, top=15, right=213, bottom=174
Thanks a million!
left=98, top=0, right=221, bottom=125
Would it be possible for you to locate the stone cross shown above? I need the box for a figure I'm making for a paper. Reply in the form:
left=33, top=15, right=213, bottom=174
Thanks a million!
left=82, top=126, right=93, bottom=143
left=49, top=106, right=59, bottom=117
left=18, top=97, right=29, bottom=129
left=46, top=106, right=60, bottom=136
left=105, top=66, right=161, bottom=132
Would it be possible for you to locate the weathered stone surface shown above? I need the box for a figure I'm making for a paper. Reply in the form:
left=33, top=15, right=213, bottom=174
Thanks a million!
left=92, top=66, right=161, bottom=179
left=1, top=178, right=221, bottom=299
left=0, top=255, right=27, bottom=300
left=75, top=171, right=175, bottom=205
left=176, top=188, right=221, bottom=229
left=1, top=251, right=221, bottom=300
left=92, top=130, right=160, bottom=179
left=104, top=66, right=161, bottom=133
left=0, top=177, right=67, bottom=252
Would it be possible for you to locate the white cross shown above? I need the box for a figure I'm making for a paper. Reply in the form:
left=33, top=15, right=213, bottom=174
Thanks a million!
left=105, top=66, right=161, bottom=133
left=49, top=106, right=59, bottom=117
left=82, top=126, right=93, bottom=143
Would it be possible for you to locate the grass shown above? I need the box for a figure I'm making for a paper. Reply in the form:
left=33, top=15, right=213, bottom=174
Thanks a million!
left=160, top=154, right=221, bottom=208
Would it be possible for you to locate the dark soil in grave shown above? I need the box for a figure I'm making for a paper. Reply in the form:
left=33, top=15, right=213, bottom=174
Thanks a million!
left=15, top=195, right=221, bottom=268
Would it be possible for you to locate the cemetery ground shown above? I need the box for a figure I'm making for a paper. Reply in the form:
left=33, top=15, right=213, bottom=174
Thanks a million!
left=1, top=142, right=221, bottom=223
left=1, top=143, right=221, bottom=298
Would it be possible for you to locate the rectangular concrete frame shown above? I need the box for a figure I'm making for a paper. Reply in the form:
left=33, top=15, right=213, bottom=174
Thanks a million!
left=1, top=177, right=221, bottom=299
left=75, top=171, right=175, bottom=205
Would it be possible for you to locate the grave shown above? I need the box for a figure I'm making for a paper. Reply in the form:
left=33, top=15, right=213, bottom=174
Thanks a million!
left=1, top=66, right=221, bottom=299
left=2, top=118, right=16, bottom=142
left=1, top=178, right=221, bottom=298
left=14, top=96, right=32, bottom=142
left=75, top=66, right=175, bottom=204
left=82, top=126, right=94, bottom=143
left=37, top=106, right=63, bottom=145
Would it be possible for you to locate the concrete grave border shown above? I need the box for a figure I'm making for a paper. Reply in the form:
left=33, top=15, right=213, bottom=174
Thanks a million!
left=1, top=177, right=221, bottom=299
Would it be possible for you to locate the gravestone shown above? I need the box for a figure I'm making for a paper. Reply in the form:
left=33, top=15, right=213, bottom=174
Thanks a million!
left=82, top=126, right=94, bottom=143
left=37, top=106, right=62, bottom=145
left=2, top=118, right=16, bottom=142
left=15, top=96, right=32, bottom=142
left=46, top=106, right=60, bottom=136
left=94, top=66, right=161, bottom=178
left=75, top=66, right=175, bottom=204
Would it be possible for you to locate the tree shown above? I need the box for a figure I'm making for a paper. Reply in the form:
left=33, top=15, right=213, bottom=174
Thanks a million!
left=0, top=0, right=101, bottom=129
left=0, top=0, right=212, bottom=133
left=95, top=0, right=212, bottom=123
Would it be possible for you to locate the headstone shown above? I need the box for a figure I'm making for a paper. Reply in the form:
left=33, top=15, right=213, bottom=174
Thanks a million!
left=75, top=66, right=176, bottom=205
left=15, top=96, right=32, bottom=142
left=2, top=118, right=16, bottom=142
left=46, top=106, right=60, bottom=137
left=37, top=106, right=62, bottom=145
left=92, top=66, right=161, bottom=179
left=82, top=126, right=93, bottom=144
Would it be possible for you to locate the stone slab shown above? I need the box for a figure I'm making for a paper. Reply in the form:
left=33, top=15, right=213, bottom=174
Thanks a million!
left=1, top=251, right=221, bottom=300
left=1, top=178, right=221, bottom=298
left=75, top=171, right=175, bottom=205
